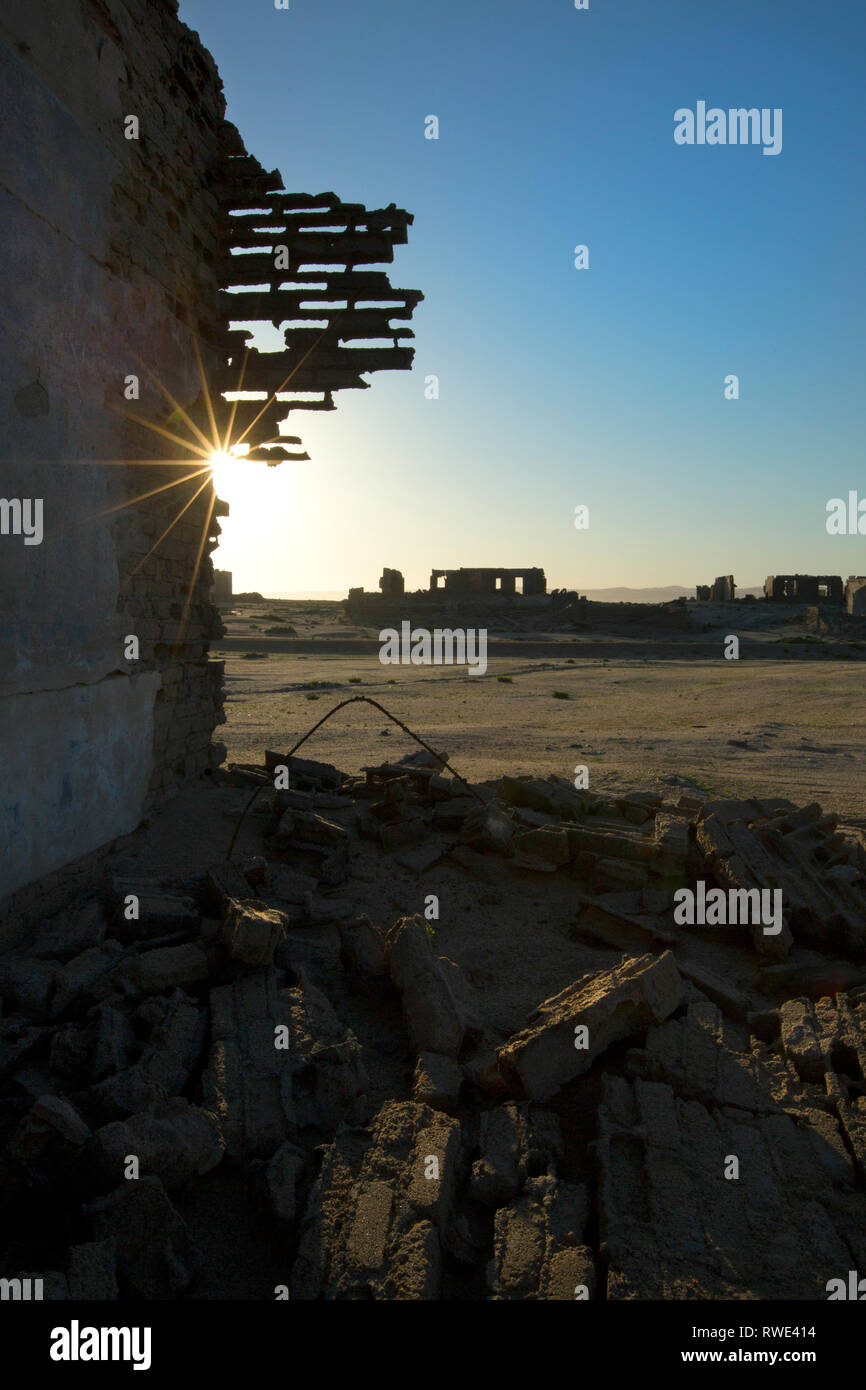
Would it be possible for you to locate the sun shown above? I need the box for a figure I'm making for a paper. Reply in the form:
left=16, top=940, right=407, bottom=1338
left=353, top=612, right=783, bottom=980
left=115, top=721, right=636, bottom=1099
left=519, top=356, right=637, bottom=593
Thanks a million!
left=208, top=443, right=250, bottom=496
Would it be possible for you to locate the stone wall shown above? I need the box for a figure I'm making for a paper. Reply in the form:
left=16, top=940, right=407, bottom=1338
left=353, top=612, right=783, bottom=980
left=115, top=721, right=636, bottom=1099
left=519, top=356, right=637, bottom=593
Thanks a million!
left=0, top=0, right=229, bottom=909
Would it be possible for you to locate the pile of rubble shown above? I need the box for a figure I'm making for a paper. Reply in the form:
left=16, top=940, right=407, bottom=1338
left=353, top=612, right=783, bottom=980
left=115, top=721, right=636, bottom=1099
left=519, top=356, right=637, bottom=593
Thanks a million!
left=1, top=748, right=865, bottom=1299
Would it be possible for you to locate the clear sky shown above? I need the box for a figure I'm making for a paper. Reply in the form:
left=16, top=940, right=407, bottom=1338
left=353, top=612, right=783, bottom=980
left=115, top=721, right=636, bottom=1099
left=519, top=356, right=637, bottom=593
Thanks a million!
left=179, top=0, right=866, bottom=596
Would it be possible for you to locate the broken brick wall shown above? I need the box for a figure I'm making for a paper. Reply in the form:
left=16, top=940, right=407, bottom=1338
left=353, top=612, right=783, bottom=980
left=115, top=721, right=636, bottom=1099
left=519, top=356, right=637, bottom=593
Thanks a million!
left=0, top=0, right=230, bottom=916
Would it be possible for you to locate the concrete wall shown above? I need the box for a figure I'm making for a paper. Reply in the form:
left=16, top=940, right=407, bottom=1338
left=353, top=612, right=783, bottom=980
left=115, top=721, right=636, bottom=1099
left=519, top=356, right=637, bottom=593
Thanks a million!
left=0, top=0, right=229, bottom=906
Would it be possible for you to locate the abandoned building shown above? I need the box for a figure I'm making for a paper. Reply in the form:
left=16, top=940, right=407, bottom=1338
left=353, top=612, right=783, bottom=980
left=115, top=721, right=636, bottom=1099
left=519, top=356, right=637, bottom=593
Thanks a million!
left=0, top=0, right=420, bottom=919
left=429, top=567, right=547, bottom=597
left=695, top=576, right=736, bottom=602
left=379, top=567, right=405, bottom=598
left=347, top=566, right=561, bottom=625
left=845, top=576, right=866, bottom=615
left=212, top=570, right=232, bottom=606
left=763, top=575, right=844, bottom=603
left=353, top=567, right=549, bottom=602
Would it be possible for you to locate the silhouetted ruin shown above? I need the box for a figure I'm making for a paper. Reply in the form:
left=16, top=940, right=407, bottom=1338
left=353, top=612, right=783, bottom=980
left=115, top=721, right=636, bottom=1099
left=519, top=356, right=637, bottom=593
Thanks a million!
left=212, top=570, right=233, bottom=605
left=764, top=575, right=844, bottom=603
left=846, top=576, right=866, bottom=615
left=429, top=567, right=547, bottom=597
left=695, top=575, right=736, bottom=601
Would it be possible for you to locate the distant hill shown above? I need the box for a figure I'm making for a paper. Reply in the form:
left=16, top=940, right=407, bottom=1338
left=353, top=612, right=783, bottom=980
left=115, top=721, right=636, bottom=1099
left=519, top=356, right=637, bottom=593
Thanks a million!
left=253, top=585, right=767, bottom=604
left=581, top=585, right=764, bottom=603
left=265, top=591, right=346, bottom=601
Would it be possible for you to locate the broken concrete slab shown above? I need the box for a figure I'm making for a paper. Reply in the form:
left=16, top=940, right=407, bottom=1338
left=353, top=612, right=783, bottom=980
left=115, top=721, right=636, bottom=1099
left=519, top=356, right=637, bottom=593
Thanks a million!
left=204, top=969, right=366, bottom=1160
left=7, top=1094, right=91, bottom=1186
left=284, top=974, right=369, bottom=1131
left=653, top=812, right=690, bottom=866
left=470, top=1103, right=528, bottom=1208
left=779, top=998, right=827, bottom=1084
left=597, top=1071, right=866, bottom=1298
left=459, top=803, right=514, bottom=854
left=269, top=868, right=319, bottom=904
left=92, top=990, right=205, bottom=1118
left=88, top=1176, right=197, bottom=1299
left=67, top=1239, right=118, bottom=1300
left=203, top=970, right=295, bottom=1161
left=432, top=797, right=477, bottom=830
left=757, top=952, right=866, bottom=1001
left=28, top=901, right=106, bottom=961
left=381, top=818, right=429, bottom=853
left=566, top=824, right=671, bottom=871
left=303, top=893, right=358, bottom=926
left=51, top=943, right=127, bottom=1018
left=220, top=898, right=287, bottom=967
left=629, top=998, right=819, bottom=1116
left=386, top=915, right=472, bottom=1058
left=592, top=857, right=650, bottom=891
left=287, top=810, right=350, bottom=847
left=90, top=1003, right=137, bottom=1082
left=338, top=915, right=388, bottom=979
left=204, top=862, right=258, bottom=912
left=107, top=879, right=198, bottom=941
left=94, top=1098, right=223, bottom=1190
left=412, top=1051, right=463, bottom=1113
left=265, top=751, right=345, bottom=791
left=292, top=1100, right=460, bottom=1300
left=698, top=804, right=864, bottom=956
left=395, top=840, right=445, bottom=874
left=511, top=826, right=570, bottom=869
left=488, top=1175, right=594, bottom=1300
left=497, top=776, right=594, bottom=823
left=265, top=1139, right=305, bottom=1227
left=497, top=951, right=682, bottom=1101
left=111, top=943, right=210, bottom=999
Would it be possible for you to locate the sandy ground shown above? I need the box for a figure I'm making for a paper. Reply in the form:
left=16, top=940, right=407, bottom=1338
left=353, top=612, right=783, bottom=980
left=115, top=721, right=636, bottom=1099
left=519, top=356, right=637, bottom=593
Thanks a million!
left=218, top=596, right=865, bottom=646
left=211, top=649, right=866, bottom=820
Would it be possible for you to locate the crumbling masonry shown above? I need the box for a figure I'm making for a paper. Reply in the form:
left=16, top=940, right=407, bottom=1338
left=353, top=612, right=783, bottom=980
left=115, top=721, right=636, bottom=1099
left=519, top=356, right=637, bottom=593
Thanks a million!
left=0, top=0, right=420, bottom=918
left=2, top=750, right=866, bottom=1299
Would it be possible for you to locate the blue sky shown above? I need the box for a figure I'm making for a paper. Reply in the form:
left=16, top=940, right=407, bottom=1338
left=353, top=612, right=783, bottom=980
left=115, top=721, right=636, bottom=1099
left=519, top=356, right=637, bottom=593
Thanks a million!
left=179, top=0, right=866, bottom=595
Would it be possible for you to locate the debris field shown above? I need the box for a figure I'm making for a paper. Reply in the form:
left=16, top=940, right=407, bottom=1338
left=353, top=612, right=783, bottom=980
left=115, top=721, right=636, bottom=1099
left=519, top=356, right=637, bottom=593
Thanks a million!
left=2, top=744, right=866, bottom=1300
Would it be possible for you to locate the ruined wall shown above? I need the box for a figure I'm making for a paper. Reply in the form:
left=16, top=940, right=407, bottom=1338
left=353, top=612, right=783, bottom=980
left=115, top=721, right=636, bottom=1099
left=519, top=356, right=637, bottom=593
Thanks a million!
left=846, top=577, right=866, bottom=615
left=764, top=574, right=844, bottom=603
left=429, top=568, right=547, bottom=597
left=0, top=0, right=228, bottom=909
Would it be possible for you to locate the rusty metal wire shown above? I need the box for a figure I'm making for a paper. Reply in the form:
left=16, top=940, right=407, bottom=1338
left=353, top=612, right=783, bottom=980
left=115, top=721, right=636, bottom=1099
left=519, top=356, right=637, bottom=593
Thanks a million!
left=225, top=694, right=484, bottom=859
